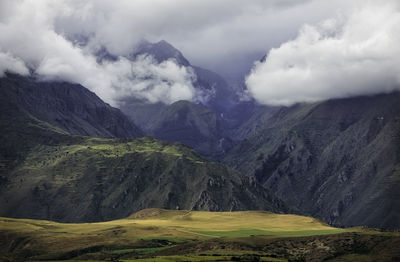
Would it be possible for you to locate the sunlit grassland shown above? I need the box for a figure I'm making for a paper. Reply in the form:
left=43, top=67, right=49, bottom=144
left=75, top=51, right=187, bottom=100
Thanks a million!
left=0, top=209, right=352, bottom=240
left=127, top=209, right=349, bottom=236
left=0, top=209, right=353, bottom=256
left=19, top=136, right=204, bottom=172
left=2, top=209, right=396, bottom=262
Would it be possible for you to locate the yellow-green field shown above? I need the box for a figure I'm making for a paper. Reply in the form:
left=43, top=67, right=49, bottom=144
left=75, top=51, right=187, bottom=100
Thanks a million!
left=1, top=209, right=398, bottom=262
left=127, top=209, right=348, bottom=237
left=0, top=209, right=348, bottom=243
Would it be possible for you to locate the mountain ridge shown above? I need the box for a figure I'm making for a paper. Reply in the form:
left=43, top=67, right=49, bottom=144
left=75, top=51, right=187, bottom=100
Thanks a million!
left=0, top=73, right=143, bottom=139
left=224, top=92, right=400, bottom=229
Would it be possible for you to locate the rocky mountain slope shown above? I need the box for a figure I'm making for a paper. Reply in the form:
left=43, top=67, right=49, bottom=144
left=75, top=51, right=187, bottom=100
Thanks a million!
left=148, top=100, right=233, bottom=160
left=118, top=40, right=239, bottom=159
left=0, top=75, right=286, bottom=222
left=224, top=93, right=400, bottom=229
left=127, top=40, right=236, bottom=113
left=1, top=74, right=142, bottom=138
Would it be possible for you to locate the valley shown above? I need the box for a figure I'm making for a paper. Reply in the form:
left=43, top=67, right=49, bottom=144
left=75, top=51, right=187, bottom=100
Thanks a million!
left=1, top=2, right=400, bottom=260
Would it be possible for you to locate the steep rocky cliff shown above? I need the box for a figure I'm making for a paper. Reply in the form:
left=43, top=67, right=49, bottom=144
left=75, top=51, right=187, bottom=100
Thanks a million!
left=225, top=93, right=400, bottom=229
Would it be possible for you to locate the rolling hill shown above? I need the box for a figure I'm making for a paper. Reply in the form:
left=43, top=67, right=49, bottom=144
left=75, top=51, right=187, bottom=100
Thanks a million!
left=1, top=209, right=399, bottom=262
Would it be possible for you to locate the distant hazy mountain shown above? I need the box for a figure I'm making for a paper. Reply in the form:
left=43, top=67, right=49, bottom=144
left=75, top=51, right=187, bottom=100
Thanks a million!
left=130, top=39, right=191, bottom=66
left=124, top=39, right=237, bottom=113
left=118, top=40, right=240, bottom=159
left=225, top=93, right=400, bottom=229
left=0, top=74, right=286, bottom=222
left=150, top=100, right=234, bottom=160
left=119, top=98, right=234, bottom=160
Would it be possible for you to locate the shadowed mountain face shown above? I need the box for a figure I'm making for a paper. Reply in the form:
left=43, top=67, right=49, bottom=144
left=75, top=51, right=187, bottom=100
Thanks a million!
left=151, top=100, right=234, bottom=160
left=118, top=40, right=241, bottom=159
left=0, top=75, right=286, bottom=222
left=0, top=74, right=143, bottom=139
left=94, top=40, right=269, bottom=160
left=224, top=93, right=400, bottom=229
left=120, top=99, right=235, bottom=160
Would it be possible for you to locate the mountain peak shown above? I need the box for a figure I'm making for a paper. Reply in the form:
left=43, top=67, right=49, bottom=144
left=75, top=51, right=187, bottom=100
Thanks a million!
left=131, top=39, right=190, bottom=66
left=155, top=39, right=173, bottom=47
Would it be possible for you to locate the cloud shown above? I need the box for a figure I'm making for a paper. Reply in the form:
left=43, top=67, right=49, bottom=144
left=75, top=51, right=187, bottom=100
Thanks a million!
left=0, top=0, right=199, bottom=105
left=3, top=0, right=351, bottom=79
left=99, top=55, right=198, bottom=104
left=0, top=52, right=29, bottom=77
left=53, top=0, right=314, bottom=56
left=0, top=0, right=379, bottom=105
left=246, top=0, right=400, bottom=106
left=54, top=0, right=354, bottom=78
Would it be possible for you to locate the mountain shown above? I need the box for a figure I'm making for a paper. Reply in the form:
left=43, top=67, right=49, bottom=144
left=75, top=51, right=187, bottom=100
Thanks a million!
left=224, top=93, right=400, bottom=229
left=127, top=39, right=236, bottom=113
left=0, top=74, right=142, bottom=138
left=192, top=65, right=236, bottom=113
left=118, top=40, right=239, bottom=159
left=151, top=100, right=233, bottom=159
left=130, top=39, right=190, bottom=66
left=222, top=100, right=278, bottom=141
left=119, top=99, right=233, bottom=160
left=0, top=136, right=286, bottom=222
left=0, top=75, right=286, bottom=222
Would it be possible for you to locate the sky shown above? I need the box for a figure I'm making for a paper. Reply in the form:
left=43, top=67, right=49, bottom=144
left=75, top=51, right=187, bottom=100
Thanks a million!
left=0, top=0, right=399, bottom=106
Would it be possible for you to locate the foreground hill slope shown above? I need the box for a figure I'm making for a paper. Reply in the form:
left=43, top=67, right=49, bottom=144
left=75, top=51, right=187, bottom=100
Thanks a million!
left=1, top=209, right=399, bottom=262
left=0, top=136, right=285, bottom=222
left=225, top=93, right=400, bottom=229
left=0, top=76, right=285, bottom=222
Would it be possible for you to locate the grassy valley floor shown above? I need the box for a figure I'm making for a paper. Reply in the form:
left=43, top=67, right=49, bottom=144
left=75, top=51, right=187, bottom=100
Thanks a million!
left=1, top=209, right=399, bottom=262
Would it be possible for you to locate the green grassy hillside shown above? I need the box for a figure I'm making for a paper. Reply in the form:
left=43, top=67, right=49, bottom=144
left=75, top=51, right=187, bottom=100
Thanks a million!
left=1, top=209, right=399, bottom=262
left=0, top=134, right=285, bottom=222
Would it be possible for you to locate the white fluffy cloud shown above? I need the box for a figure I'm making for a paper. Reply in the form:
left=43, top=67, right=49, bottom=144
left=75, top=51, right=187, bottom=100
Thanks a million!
left=0, top=52, right=29, bottom=77
left=100, top=55, right=197, bottom=104
left=246, top=0, right=400, bottom=106
left=0, top=0, right=197, bottom=105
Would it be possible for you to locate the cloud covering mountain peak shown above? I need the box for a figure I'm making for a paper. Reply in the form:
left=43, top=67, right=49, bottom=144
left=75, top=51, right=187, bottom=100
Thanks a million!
left=0, top=0, right=200, bottom=105
left=246, top=0, right=400, bottom=106
left=1, top=0, right=398, bottom=106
